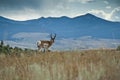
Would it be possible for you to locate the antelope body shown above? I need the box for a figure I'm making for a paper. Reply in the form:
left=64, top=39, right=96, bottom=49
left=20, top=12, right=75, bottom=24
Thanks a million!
left=37, top=34, right=56, bottom=52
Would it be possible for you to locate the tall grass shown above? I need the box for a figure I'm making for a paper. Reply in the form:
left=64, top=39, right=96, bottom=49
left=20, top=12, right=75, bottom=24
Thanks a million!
left=0, top=49, right=120, bottom=80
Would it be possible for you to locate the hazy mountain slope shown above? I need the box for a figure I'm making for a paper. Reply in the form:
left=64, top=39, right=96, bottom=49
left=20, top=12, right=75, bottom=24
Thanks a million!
left=0, top=13, right=120, bottom=40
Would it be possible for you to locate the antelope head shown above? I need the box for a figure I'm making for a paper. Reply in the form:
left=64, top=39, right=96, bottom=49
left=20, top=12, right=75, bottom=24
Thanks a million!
left=50, top=33, right=56, bottom=43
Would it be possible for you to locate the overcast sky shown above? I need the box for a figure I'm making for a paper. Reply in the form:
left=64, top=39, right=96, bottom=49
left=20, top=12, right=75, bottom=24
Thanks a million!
left=0, top=0, right=120, bottom=21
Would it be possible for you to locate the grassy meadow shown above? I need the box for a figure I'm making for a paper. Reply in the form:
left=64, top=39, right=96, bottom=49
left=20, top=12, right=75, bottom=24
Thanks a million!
left=0, top=49, right=120, bottom=80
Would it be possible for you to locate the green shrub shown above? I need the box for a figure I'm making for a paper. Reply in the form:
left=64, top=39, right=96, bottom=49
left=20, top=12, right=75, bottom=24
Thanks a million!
left=0, top=40, right=35, bottom=55
left=117, top=45, right=120, bottom=51
left=0, top=40, right=23, bottom=55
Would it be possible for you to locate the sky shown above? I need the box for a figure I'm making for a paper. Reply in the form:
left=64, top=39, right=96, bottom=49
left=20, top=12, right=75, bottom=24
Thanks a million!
left=0, top=0, right=120, bottom=21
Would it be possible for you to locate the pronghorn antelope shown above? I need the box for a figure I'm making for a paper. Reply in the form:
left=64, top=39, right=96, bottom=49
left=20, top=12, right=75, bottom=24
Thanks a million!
left=37, top=33, right=56, bottom=52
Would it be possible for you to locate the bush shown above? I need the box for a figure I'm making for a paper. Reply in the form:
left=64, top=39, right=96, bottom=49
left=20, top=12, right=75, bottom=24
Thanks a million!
left=0, top=40, right=35, bottom=55
left=0, top=41, right=11, bottom=55
left=117, top=45, right=120, bottom=51
left=0, top=40, right=13, bottom=55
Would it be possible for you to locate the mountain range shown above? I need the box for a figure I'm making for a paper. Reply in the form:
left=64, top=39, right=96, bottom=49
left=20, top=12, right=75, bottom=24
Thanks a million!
left=0, top=13, right=120, bottom=50
left=0, top=13, right=120, bottom=40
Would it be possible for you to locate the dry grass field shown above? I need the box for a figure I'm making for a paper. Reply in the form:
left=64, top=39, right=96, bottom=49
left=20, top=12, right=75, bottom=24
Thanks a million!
left=0, top=49, right=120, bottom=80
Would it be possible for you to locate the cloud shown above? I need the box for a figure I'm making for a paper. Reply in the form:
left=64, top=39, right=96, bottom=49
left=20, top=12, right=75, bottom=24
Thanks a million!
left=0, top=0, right=119, bottom=21
left=12, top=32, right=49, bottom=39
left=89, top=9, right=112, bottom=20
left=12, top=32, right=50, bottom=42
left=111, top=0, right=120, bottom=6
left=0, top=0, right=84, bottom=20
left=67, top=0, right=94, bottom=3
left=115, top=16, right=119, bottom=19
left=106, top=6, right=111, bottom=9
left=104, top=1, right=109, bottom=4
left=2, top=8, right=41, bottom=21
left=89, top=7, right=120, bottom=21
left=0, top=0, right=42, bottom=10
left=0, top=0, right=44, bottom=20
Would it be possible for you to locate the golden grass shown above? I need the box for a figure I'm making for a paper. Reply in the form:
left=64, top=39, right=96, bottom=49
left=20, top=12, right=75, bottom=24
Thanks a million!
left=0, top=49, right=120, bottom=80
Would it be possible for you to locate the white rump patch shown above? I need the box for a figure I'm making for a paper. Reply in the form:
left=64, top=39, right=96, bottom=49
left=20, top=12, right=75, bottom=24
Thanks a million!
left=37, top=41, right=41, bottom=45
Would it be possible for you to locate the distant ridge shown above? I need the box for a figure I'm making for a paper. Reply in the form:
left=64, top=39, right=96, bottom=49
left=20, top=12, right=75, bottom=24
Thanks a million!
left=0, top=13, right=119, bottom=22
left=0, top=13, right=120, bottom=23
left=0, top=13, right=120, bottom=40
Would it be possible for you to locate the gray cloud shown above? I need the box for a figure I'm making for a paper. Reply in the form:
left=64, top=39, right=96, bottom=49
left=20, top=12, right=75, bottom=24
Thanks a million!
left=0, top=0, right=95, bottom=13
left=106, top=0, right=120, bottom=6
left=0, top=0, right=43, bottom=10
left=0, top=0, right=119, bottom=21
left=112, top=0, right=120, bottom=6
left=65, top=0, right=95, bottom=3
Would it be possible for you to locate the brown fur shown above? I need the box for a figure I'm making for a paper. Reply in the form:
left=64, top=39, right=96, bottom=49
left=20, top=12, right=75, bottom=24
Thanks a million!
left=37, top=34, right=56, bottom=52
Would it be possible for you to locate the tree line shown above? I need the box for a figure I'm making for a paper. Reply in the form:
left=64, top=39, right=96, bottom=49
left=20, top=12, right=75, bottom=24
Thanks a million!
left=0, top=40, right=35, bottom=55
